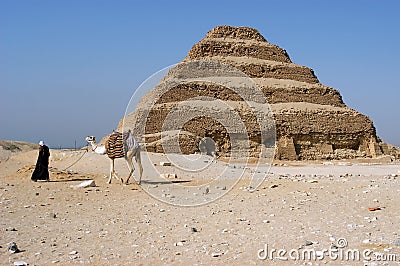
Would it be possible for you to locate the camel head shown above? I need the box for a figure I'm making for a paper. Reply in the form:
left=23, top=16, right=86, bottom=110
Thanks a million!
left=85, top=136, right=96, bottom=145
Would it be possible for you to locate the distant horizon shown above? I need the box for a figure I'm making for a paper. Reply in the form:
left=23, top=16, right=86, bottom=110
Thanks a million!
left=1, top=1, right=399, bottom=148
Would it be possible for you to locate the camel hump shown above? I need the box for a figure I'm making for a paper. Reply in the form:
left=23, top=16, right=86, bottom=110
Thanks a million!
left=106, top=132, right=125, bottom=159
left=105, top=130, right=138, bottom=159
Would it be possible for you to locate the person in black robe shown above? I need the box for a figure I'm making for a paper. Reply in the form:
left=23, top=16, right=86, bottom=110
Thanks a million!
left=31, top=140, right=50, bottom=182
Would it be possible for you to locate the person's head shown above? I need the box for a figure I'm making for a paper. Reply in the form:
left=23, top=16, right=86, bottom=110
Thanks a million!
left=39, top=140, right=44, bottom=146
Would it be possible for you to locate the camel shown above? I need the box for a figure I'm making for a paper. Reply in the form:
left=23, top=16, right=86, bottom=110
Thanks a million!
left=85, top=130, right=143, bottom=185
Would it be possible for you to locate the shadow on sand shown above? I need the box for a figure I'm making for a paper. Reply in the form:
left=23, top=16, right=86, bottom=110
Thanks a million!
left=47, top=178, right=93, bottom=183
left=140, top=180, right=192, bottom=185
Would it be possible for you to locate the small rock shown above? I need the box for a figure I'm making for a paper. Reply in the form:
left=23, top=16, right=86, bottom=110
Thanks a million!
left=305, top=240, right=313, bottom=246
left=174, top=242, right=184, bottom=246
left=13, top=261, right=28, bottom=266
left=160, top=162, right=172, bottom=166
left=263, top=220, right=270, bottom=224
left=212, top=252, right=222, bottom=257
left=8, top=242, right=20, bottom=253
left=74, top=180, right=96, bottom=188
left=190, top=227, right=198, bottom=233
left=69, top=250, right=78, bottom=255
left=160, top=173, right=177, bottom=179
left=269, top=184, right=279, bottom=188
left=362, top=239, right=371, bottom=244
left=308, top=180, right=318, bottom=183
left=159, top=209, right=165, bottom=212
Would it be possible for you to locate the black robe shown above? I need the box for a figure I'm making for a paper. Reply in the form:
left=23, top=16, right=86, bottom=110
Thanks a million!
left=31, top=145, right=50, bottom=181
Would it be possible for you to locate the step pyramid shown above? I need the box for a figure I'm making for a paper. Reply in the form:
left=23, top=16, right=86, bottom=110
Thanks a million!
left=119, top=25, right=390, bottom=160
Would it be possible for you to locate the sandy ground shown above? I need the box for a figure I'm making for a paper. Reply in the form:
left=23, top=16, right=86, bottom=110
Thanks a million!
left=1, top=148, right=400, bottom=265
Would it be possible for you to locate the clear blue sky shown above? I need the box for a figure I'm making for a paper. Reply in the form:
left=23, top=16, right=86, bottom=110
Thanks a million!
left=1, top=1, right=399, bottom=148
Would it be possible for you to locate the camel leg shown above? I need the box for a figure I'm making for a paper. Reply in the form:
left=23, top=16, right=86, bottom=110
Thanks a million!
left=125, top=152, right=135, bottom=185
left=135, top=148, right=143, bottom=185
left=108, top=159, right=114, bottom=184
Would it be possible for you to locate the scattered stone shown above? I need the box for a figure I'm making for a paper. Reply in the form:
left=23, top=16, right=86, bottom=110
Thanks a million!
left=13, top=261, right=28, bottom=266
left=8, top=242, right=20, bottom=253
left=74, top=180, right=96, bottom=188
left=160, top=173, right=177, bottom=179
left=174, top=241, right=184, bottom=246
left=305, top=240, right=313, bottom=246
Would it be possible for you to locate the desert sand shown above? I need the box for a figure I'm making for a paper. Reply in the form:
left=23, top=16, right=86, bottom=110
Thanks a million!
left=1, top=146, right=400, bottom=265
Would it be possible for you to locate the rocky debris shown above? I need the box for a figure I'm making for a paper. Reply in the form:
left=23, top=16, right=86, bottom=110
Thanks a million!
left=8, top=242, right=20, bottom=253
left=13, top=261, right=28, bottom=266
left=160, top=173, right=177, bottom=179
left=73, top=180, right=96, bottom=188
left=118, top=25, right=395, bottom=161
